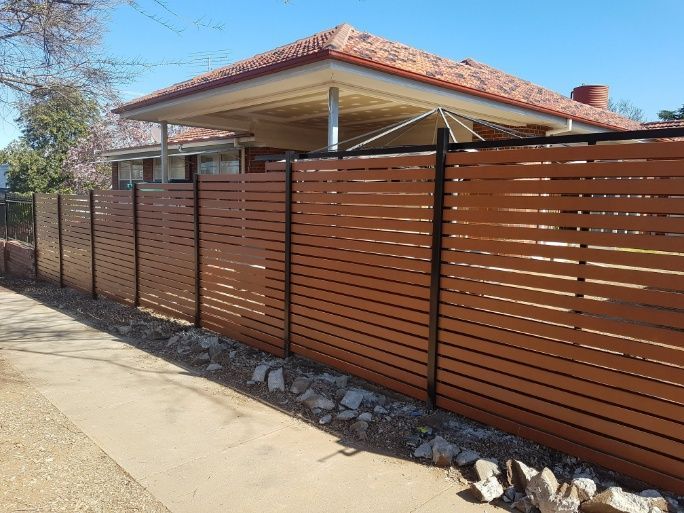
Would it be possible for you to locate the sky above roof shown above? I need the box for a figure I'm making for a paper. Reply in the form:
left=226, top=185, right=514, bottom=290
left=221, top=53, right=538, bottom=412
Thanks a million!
left=1, top=0, right=682, bottom=146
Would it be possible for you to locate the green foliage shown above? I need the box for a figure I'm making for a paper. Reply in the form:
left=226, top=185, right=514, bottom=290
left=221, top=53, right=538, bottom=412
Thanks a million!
left=657, top=105, right=684, bottom=121
left=4, top=87, right=99, bottom=193
left=19, top=88, right=99, bottom=160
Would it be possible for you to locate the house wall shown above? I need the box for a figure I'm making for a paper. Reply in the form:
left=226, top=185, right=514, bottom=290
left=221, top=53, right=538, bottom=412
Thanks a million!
left=110, top=147, right=290, bottom=189
left=244, top=147, right=290, bottom=173
left=472, top=123, right=550, bottom=140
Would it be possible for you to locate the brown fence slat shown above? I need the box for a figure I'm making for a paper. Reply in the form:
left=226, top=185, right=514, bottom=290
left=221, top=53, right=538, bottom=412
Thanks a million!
left=27, top=137, right=684, bottom=493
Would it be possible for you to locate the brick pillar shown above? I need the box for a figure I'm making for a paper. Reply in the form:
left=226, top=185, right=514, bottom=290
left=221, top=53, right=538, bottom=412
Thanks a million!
left=142, top=158, right=153, bottom=182
left=111, top=162, right=119, bottom=189
left=185, top=155, right=197, bottom=181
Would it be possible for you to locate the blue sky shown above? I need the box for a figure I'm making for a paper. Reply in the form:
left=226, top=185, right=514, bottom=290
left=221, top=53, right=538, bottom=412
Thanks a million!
left=2, top=0, right=682, bottom=146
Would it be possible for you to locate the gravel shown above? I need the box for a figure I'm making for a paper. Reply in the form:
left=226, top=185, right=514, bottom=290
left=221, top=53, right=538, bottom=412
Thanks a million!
left=2, top=276, right=677, bottom=505
left=0, top=356, right=169, bottom=513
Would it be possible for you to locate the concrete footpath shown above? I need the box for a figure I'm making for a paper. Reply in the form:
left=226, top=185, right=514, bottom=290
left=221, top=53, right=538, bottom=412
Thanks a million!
left=0, top=286, right=506, bottom=513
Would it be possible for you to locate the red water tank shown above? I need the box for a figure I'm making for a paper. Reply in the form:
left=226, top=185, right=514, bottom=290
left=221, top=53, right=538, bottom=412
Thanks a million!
left=571, top=85, right=609, bottom=110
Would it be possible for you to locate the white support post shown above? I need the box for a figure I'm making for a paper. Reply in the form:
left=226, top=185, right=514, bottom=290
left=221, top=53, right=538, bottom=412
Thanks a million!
left=160, top=121, right=169, bottom=183
left=327, top=87, right=339, bottom=151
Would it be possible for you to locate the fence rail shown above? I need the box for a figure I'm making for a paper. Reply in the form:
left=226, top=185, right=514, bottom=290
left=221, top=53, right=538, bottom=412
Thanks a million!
left=29, top=132, right=684, bottom=493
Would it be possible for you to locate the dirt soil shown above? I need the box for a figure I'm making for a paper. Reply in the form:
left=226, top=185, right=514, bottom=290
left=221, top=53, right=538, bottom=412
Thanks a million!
left=2, top=276, right=681, bottom=508
left=0, top=355, right=170, bottom=513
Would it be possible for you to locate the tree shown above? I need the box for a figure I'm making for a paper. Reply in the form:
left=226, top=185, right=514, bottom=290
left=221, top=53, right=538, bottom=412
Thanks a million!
left=657, top=105, right=684, bottom=121
left=63, top=109, right=158, bottom=192
left=607, top=98, right=645, bottom=122
left=0, top=1, right=223, bottom=107
left=4, top=86, right=99, bottom=192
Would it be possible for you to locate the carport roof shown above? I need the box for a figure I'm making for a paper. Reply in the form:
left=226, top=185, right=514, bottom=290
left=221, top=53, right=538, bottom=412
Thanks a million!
left=114, top=23, right=640, bottom=131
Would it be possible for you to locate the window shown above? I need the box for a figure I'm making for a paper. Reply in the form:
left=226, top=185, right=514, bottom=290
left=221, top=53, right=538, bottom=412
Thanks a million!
left=118, top=160, right=143, bottom=190
left=199, top=151, right=240, bottom=175
left=153, top=157, right=187, bottom=182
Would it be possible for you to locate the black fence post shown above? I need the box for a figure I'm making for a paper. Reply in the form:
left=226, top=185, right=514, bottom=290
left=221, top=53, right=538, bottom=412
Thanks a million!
left=426, top=127, right=449, bottom=410
left=57, top=193, right=64, bottom=288
left=132, top=185, right=139, bottom=307
left=193, top=174, right=201, bottom=328
left=89, top=190, right=97, bottom=300
left=32, top=193, right=38, bottom=279
left=283, top=151, right=294, bottom=358
left=2, top=194, right=7, bottom=273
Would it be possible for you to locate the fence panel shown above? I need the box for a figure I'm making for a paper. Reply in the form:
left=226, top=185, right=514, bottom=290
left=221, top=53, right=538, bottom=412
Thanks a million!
left=289, top=156, right=435, bottom=400
left=92, top=190, right=135, bottom=303
left=136, top=184, right=196, bottom=321
left=198, top=173, right=286, bottom=356
left=24, top=137, right=684, bottom=492
left=437, top=141, right=684, bottom=491
left=61, top=195, right=92, bottom=293
left=34, top=194, right=60, bottom=284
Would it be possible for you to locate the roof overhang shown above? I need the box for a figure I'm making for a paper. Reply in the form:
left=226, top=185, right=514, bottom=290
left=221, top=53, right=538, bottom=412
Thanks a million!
left=115, top=52, right=622, bottom=135
left=100, top=136, right=254, bottom=161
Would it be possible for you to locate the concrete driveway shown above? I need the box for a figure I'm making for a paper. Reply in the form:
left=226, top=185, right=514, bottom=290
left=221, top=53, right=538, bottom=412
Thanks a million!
left=0, top=285, right=506, bottom=513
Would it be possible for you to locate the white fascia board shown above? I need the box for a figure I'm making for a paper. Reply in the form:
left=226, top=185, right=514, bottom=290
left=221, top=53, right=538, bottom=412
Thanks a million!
left=120, top=58, right=598, bottom=132
left=327, top=61, right=568, bottom=128
left=119, top=61, right=335, bottom=122
left=100, top=137, right=246, bottom=159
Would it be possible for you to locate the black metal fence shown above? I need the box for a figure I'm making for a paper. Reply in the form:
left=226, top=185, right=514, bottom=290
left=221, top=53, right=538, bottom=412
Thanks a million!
left=1, top=192, right=34, bottom=245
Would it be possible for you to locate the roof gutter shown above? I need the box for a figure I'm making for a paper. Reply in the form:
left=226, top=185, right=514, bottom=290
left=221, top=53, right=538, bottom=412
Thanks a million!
left=114, top=49, right=629, bottom=132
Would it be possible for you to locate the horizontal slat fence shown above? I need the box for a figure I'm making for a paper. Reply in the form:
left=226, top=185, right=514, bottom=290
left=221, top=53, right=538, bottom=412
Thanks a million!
left=198, top=172, right=286, bottom=355
left=60, top=194, right=92, bottom=293
left=437, top=142, right=684, bottom=491
left=30, top=137, right=684, bottom=493
left=34, top=194, right=61, bottom=284
left=92, top=190, right=135, bottom=303
left=289, top=156, right=435, bottom=399
left=137, top=184, right=196, bottom=322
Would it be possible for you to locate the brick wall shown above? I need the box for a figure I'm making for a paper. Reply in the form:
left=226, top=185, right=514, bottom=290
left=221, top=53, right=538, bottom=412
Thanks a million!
left=143, top=158, right=154, bottom=182
left=185, top=155, right=197, bottom=181
left=0, top=240, right=34, bottom=278
left=244, top=147, right=290, bottom=173
left=472, top=123, right=550, bottom=140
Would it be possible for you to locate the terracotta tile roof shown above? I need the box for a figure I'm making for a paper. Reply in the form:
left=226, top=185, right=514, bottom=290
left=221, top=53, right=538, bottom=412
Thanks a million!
left=168, top=126, right=245, bottom=145
left=642, top=119, right=684, bottom=130
left=115, top=24, right=640, bottom=130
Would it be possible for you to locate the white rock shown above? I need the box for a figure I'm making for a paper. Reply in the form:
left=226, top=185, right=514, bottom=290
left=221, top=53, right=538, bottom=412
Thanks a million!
left=206, top=363, right=223, bottom=372
left=251, top=364, right=269, bottom=382
left=475, top=458, right=501, bottom=481
left=166, top=335, right=180, bottom=347
left=455, top=449, right=480, bottom=466
left=572, top=478, right=597, bottom=502
left=340, top=389, right=364, bottom=410
left=296, top=388, right=315, bottom=402
left=357, top=412, right=372, bottom=422
left=470, top=476, right=504, bottom=502
left=373, top=405, right=388, bottom=414
left=580, top=487, right=669, bottom=513
left=526, top=467, right=559, bottom=506
left=413, top=442, right=432, bottom=459
left=302, top=393, right=335, bottom=411
left=290, top=376, right=311, bottom=395
left=431, top=436, right=454, bottom=467
left=507, top=459, right=539, bottom=492
left=335, top=410, right=358, bottom=421
left=319, top=414, right=332, bottom=425
left=267, top=367, right=285, bottom=392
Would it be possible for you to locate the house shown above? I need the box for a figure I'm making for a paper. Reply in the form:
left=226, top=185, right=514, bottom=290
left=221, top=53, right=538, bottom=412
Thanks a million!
left=107, top=23, right=639, bottom=186
left=101, top=127, right=281, bottom=190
